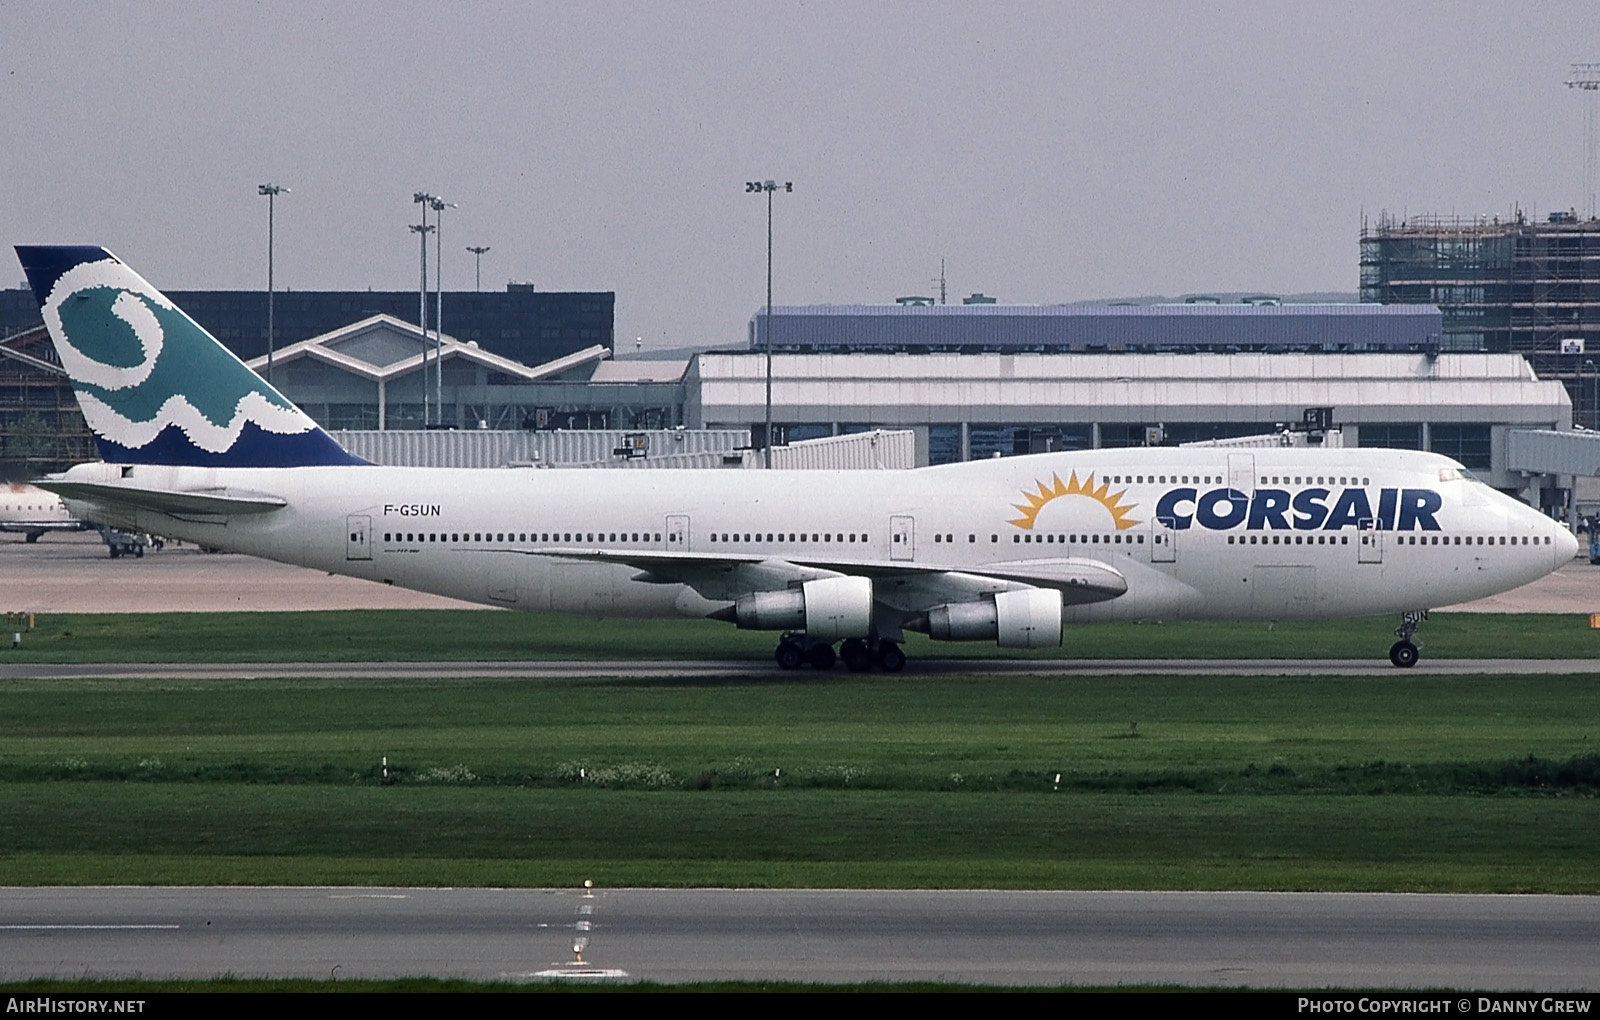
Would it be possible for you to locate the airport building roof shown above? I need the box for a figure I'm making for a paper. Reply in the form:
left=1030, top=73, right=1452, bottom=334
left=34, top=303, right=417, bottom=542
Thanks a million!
left=748, top=302, right=1443, bottom=353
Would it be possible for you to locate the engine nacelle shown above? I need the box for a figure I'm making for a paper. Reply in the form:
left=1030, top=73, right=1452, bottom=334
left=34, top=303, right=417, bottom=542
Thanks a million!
left=922, top=588, right=1063, bottom=648
left=724, top=575, right=874, bottom=640
left=994, top=588, right=1063, bottom=648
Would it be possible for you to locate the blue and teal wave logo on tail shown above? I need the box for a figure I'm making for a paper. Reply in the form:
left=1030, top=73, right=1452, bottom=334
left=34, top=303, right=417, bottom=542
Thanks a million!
left=16, top=246, right=365, bottom=467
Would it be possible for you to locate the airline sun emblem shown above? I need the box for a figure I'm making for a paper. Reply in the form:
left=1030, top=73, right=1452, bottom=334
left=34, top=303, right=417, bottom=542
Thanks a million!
left=1009, top=471, right=1139, bottom=531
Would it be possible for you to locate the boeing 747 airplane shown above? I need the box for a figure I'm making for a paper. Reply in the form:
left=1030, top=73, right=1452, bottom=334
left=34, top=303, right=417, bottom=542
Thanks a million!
left=16, top=245, right=1579, bottom=669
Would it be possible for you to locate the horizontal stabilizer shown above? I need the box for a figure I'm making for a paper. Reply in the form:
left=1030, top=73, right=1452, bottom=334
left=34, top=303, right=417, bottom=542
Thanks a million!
left=37, top=480, right=287, bottom=517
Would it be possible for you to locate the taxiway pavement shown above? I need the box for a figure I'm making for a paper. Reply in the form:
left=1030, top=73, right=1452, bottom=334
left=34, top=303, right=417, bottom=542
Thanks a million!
left=2, top=887, right=1596, bottom=989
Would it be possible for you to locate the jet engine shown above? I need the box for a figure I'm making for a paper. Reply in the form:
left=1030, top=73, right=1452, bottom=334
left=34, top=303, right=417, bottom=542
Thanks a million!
left=715, top=575, right=874, bottom=640
left=912, top=588, right=1063, bottom=648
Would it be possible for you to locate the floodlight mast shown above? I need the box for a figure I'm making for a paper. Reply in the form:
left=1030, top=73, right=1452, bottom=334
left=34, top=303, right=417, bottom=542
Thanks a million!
left=412, top=192, right=439, bottom=426
left=1568, top=63, right=1600, bottom=219
left=257, top=184, right=288, bottom=386
left=746, top=178, right=793, bottom=468
left=429, top=197, right=456, bottom=426
left=410, top=196, right=436, bottom=427
left=467, top=246, right=491, bottom=292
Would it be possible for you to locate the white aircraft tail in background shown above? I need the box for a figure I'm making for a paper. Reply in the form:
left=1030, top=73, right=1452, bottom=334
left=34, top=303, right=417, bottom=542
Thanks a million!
left=17, top=245, right=1579, bottom=669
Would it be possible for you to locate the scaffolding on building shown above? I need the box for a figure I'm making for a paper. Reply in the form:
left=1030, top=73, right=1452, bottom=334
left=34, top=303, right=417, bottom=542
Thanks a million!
left=1360, top=209, right=1600, bottom=425
left=0, top=326, right=94, bottom=477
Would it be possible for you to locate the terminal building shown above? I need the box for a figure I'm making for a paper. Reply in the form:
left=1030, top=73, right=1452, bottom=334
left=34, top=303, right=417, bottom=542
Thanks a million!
left=686, top=351, right=1569, bottom=503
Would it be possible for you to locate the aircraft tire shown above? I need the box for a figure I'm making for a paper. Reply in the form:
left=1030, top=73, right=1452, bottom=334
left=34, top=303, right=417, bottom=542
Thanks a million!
left=774, top=640, right=803, bottom=670
left=877, top=643, right=907, bottom=673
left=807, top=643, right=837, bottom=670
left=840, top=639, right=871, bottom=672
left=1389, top=640, right=1419, bottom=668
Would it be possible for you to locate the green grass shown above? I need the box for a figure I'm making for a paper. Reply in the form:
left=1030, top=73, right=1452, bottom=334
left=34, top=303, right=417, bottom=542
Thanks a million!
left=0, top=789, right=1594, bottom=892
left=2, top=673, right=1598, bottom=782
left=0, top=672, right=1596, bottom=891
left=5, top=609, right=1600, bottom=662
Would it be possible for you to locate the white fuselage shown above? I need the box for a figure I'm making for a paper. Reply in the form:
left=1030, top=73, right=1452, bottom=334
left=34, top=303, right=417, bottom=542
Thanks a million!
left=55, top=446, right=1574, bottom=624
left=0, top=483, right=85, bottom=537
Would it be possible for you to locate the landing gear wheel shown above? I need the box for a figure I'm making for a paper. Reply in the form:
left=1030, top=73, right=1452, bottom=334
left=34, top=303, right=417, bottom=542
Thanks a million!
left=774, top=639, right=803, bottom=671
left=876, top=642, right=907, bottom=673
left=1390, top=610, right=1427, bottom=668
left=806, top=643, right=837, bottom=670
left=840, top=639, right=872, bottom=672
left=1389, top=640, right=1419, bottom=668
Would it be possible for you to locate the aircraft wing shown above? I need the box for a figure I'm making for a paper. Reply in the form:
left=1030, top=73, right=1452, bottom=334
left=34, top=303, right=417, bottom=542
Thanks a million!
left=525, top=548, right=1127, bottom=608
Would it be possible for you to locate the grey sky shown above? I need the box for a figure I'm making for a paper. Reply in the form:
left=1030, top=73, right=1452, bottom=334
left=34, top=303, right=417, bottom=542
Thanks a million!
left=1, top=1, right=1595, bottom=349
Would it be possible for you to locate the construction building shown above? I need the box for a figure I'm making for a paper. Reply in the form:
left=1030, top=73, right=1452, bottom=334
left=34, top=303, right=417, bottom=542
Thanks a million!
left=0, top=326, right=95, bottom=476
left=1360, top=210, right=1600, bottom=423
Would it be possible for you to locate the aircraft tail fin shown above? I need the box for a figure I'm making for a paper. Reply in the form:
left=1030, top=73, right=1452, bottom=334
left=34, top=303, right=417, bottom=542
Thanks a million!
left=15, top=245, right=365, bottom=467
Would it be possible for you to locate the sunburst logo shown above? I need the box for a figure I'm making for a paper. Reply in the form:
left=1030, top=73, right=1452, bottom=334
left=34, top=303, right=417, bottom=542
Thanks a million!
left=1009, top=471, right=1140, bottom=531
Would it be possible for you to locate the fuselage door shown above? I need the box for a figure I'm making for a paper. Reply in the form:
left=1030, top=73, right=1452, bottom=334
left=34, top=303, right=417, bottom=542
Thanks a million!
left=890, top=515, right=915, bottom=561
left=1228, top=454, right=1256, bottom=496
left=1358, top=521, right=1383, bottom=564
left=1151, top=523, right=1177, bottom=563
left=666, top=514, right=690, bottom=552
left=346, top=514, right=372, bottom=561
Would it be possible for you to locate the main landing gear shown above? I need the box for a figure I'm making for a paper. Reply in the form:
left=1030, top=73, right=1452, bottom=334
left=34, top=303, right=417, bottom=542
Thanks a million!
left=1388, top=609, right=1428, bottom=668
left=775, top=633, right=906, bottom=673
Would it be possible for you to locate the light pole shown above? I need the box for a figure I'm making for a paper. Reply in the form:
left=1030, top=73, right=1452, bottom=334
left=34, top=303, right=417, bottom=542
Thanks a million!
left=257, top=183, right=288, bottom=385
left=746, top=178, right=792, bottom=468
left=467, top=246, right=491, bottom=292
left=412, top=192, right=438, bottom=425
left=410, top=216, right=435, bottom=427
left=1567, top=63, right=1600, bottom=220
left=429, top=196, right=456, bottom=427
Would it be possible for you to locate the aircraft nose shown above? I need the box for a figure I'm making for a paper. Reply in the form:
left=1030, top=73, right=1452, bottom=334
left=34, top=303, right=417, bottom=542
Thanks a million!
left=1556, top=524, right=1580, bottom=567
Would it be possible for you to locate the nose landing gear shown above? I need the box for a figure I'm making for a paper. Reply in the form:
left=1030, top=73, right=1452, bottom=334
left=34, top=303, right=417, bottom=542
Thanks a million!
left=1389, top=610, right=1427, bottom=668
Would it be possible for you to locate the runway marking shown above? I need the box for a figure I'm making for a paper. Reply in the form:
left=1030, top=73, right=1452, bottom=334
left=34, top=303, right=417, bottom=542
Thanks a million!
left=1, top=924, right=179, bottom=930
left=328, top=894, right=409, bottom=899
